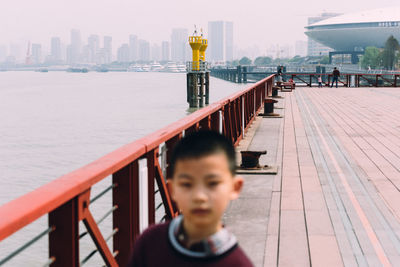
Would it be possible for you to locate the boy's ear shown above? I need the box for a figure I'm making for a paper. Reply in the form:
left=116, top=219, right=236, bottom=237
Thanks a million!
left=230, top=176, right=244, bottom=200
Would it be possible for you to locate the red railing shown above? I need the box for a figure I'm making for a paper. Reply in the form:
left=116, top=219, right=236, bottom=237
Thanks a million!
left=0, top=75, right=275, bottom=266
left=286, top=73, right=400, bottom=87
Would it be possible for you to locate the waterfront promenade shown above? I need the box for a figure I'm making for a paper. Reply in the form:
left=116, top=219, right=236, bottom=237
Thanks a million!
left=2, top=74, right=400, bottom=266
left=227, top=86, right=400, bottom=266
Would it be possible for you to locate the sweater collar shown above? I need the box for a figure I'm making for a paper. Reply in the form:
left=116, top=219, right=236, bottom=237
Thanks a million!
left=168, top=215, right=237, bottom=258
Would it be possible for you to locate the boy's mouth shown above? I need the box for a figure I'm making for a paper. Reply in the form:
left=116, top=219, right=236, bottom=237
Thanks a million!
left=191, top=208, right=211, bottom=215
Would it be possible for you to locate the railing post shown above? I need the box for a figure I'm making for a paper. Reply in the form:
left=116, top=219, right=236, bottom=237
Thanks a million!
left=112, top=161, right=139, bottom=266
left=49, top=198, right=79, bottom=267
left=205, top=72, right=210, bottom=105
left=166, top=133, right=182, bottom=179
left=242, top=96, right=245, bottom=135
left=146, top=151, right=156, bottom=225
left=210, top=112, right=220, bottom=132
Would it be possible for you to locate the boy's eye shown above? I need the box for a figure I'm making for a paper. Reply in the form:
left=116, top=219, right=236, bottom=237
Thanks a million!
left=179, top=182, right=192, bottom=188
left=208, top=181, right=220, bottom=187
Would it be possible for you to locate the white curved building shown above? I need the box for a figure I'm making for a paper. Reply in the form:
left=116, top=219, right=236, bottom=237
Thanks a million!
left=305, top=7, right=400, bottom=51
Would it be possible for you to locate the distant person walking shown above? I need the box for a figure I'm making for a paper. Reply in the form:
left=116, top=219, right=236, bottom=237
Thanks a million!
left=277, top=66, right=283, bottom=83
left=318, top=75, right=323, bottom=88
left=331, top=67, right=340, bottom=88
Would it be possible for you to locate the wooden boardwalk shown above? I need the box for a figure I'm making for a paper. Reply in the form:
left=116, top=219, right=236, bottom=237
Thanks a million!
left=224, top=87, right=400, bottom=267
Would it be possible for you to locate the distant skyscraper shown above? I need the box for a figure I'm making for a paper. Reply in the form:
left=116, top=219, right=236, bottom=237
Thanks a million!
left=208, top=21, right=233, bottom=62
left=138, top=40, right=150, bottom=61
left=129, top=35, right=138, bottom=61
left=307, top=13, right=341, bottom=56
left=161, top=41, right=170, bottom=61
left=225, top=22, right=233, bottom=61
left=295, top=40, right=307, bottom=57
left=208, top=21, right=224, bottom=62
left=171, top=28, right=188, bottom=62
left=104, top=36, right=112, bottom=63
left=67, top=29, right=82, bottom=64
left=51, top=37, right=62, bottom=62
left=151, top=43, right=161, bottom=61
left=31, top=43, right=42, bottom=64
left=117, top=44, right=130, bottom=62
left=9, top=44, right=21, bottom=62
left=88, top=35, right=100, bottom=63
left=0, top=45, right=7, bottom=62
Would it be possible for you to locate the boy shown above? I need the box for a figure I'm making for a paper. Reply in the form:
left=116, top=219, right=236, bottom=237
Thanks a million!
left=128, top=131, right=253, bottom=266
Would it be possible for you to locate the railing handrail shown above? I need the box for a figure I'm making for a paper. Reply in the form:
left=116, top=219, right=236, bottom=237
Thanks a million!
left=212, top=70, right=400, bottom=76
left=0, top=74, right=275, bottom=243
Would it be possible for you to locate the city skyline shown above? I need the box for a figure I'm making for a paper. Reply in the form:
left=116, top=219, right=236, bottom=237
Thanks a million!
left=1, top=0, right=398, bottom=56
left=0, top=29, right=301, bottom=65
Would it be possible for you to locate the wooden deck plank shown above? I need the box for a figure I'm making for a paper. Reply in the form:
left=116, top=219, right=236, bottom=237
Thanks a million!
left=301, top=87, right=400, bottom=266
left=290, top=92, right=344, bottom=266
left=226, top=87, right=400, bottom=266
left=278, top=93, right=310, bottom=266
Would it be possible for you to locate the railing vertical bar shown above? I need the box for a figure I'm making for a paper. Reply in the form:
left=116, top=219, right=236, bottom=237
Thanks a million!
left=48, top=198, right=79, bottom=267
left=210, top=112, right=219, bottom=132
left=138, top=158, right=149, bottom=233
left=166, top=133, right=182, bottom=179
left=112, top=161, right=139, bottom=266
left=242, top=96, right=245, bottom=135
left=146, top=150, right=156, bottom=225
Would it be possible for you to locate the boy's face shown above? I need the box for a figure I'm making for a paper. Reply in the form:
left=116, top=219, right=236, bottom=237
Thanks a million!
left=168, top=153, right=243, bottom=232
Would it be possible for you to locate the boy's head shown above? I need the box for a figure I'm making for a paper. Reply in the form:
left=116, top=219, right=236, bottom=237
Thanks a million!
left=168, top=130, right=243, bottom=235
left=170, top=130, right=236, bottom=176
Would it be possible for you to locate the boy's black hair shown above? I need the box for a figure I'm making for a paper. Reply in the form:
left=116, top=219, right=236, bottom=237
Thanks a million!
left=170, top=130, right=236, bottom=176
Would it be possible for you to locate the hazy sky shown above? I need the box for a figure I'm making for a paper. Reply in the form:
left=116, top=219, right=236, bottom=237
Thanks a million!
left=1, top=0, right=399, bottom=50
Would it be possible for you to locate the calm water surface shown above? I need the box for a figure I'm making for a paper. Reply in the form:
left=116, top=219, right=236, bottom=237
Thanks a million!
left=0, top=71, right=247, bottom=265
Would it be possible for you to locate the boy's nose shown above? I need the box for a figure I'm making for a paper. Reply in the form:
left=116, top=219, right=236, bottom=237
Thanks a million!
left=192, top=187, right=208, bottom=202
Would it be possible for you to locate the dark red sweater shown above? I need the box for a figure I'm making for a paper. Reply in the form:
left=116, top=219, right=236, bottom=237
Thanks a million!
left=127, top=222, right=254, bottom=267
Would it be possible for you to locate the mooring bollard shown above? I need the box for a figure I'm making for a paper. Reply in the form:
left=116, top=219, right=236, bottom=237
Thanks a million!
left=271, top=86, right=279, bottom=97
left=240, top=150, right=267, bottom=168
left=264, top=98, right=278, bottom=114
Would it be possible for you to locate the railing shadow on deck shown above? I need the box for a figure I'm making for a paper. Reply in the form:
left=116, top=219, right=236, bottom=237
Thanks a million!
left=0, top=75, right=275, bottom=266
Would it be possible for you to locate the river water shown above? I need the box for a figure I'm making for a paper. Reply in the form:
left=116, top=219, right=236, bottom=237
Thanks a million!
left=0, top=71, right=247, bottom=266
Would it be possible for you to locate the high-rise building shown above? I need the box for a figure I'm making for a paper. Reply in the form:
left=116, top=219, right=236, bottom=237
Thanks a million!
left=171, top=28, right=188, bottom=62
left=81, top=45, right=90, bottom=63
left=151, top=43, right=161, bottom=61
left=68, top=29, right=82, bottom=64
left=88, top=34, right=100, bottom=63
left=104, top=36, right=112, bottom=63
left=307, top=13, right=341, bottom=56
left=138, top=40, right=150, bottom=62
left=295, top=40, right=307, bottom=57
left=208, top=21, right=224, bottom=62
left=225, top=22, right=234, bottom=62
left=9, top=44, right=21, bottom=62
left=51, top=37, right=62, bottom=62
left=207, top=21, right=234, bottom=62
left=117, top=44, right=130, bottom=62
left=161, top=41, right=170, bottom=61
left=0, top=45, right=7, bottom=62
left=129, top=35, right=138, bottom=61
left=31, top=43, right=42, bottom=64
